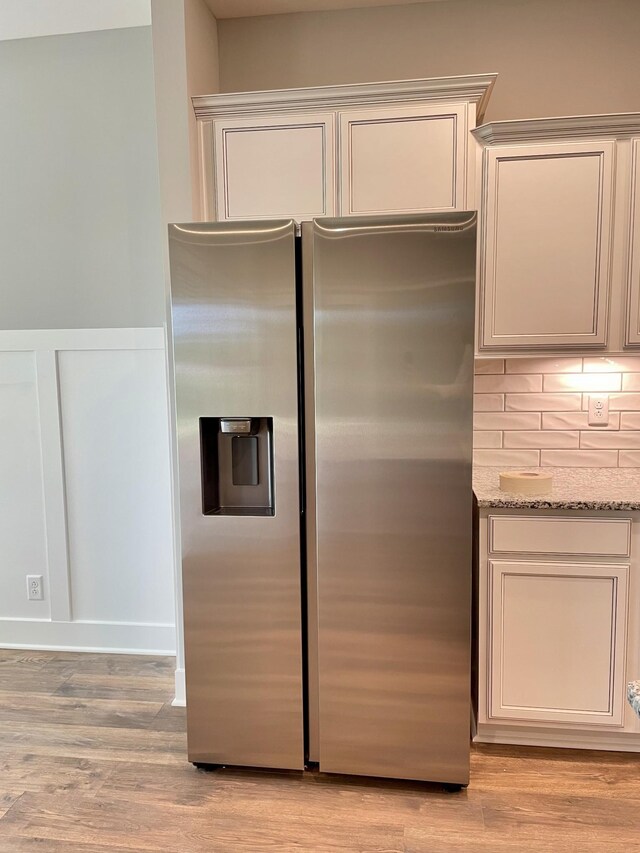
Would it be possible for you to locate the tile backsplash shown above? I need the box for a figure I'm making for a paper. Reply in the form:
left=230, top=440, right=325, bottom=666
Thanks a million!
left=473, top=356, right=640, bottom=468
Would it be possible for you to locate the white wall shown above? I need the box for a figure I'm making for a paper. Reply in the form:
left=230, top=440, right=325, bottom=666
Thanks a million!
left=217, top=0, right=640, bottom=121
left=0, top=24, right=176, bottom=657
left=0, top=26, right=165, bottom=329
left=185, top=0, right=220, bottom=217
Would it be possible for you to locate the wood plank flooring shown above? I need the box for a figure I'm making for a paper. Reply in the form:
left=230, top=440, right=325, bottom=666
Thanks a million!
left=0, top=650, right=638, bottom=852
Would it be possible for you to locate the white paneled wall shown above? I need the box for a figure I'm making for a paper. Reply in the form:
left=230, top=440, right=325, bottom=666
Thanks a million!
left=0, top=329, right=175, bottom=654
left=474, top=356, right=640, bottom=468
left=0, top=352, right=49, bottom=620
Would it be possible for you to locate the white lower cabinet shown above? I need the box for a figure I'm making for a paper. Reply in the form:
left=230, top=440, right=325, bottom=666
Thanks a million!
left=488, top=559, right=628, bottom=727
left=477, top=508, right=640, bottom=750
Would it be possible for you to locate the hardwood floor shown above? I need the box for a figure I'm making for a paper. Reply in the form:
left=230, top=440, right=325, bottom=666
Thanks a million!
left=0, top=651, right=637, bottom=852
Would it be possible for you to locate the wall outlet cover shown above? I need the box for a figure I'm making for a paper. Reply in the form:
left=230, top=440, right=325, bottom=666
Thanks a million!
left=26, top=574, right=44, bottom=601
left=588, top=394, right=609, bottom=426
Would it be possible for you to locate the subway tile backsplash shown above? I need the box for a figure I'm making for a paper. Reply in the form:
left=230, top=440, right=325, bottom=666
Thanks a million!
left=473, top=357, right=640, bottom=467
left=503, top=430, right=579, bottom=449
left=473, top=449, right=540, bottom=467
left=505, top=392, right=582, bottom=411
left=539, top=449, right=619, bottom=467
left=474, top=357, right=505, bottom=375
left=473, top=393, right=504, bottom=412
left=542, top=411, right=620, bottom=430
left=505, top=357, right=582, bottom=374
left=474, top=411, right=541, bottom=430
left=543, top=372, right=622, bottom=392
left=621, top=412, right=640, bottom=429
left=475, top=373, right=542, bottom=393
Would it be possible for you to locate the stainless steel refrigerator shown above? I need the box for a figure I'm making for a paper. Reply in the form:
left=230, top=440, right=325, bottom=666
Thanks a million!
left=168, top=213, right=476, bottom=786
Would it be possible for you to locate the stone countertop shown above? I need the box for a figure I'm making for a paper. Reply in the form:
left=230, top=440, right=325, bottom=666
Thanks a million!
left=473, top=466, right=640, bottom=511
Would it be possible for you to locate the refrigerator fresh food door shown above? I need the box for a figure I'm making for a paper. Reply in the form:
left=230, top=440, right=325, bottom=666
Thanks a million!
left=311, top=213, right=476, bottom=784
left=169, top=220, right=304, bottom=770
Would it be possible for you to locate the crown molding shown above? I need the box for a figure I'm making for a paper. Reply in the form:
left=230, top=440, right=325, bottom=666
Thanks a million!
left=473, top=113, right=640, bottom=145
left=193, top=73, right=497, bottom=122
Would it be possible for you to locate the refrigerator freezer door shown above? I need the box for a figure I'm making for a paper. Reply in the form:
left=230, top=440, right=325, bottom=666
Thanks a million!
left=312, top=213, right=476, bottom=784
left=169, top=220, right=304, bottom=769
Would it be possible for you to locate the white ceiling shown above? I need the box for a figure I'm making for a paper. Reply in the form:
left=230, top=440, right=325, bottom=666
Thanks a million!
left=206, top=0, right=448, bottom=20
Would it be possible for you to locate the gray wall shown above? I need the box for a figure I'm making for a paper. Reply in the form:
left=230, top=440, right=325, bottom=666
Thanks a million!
left=0, top=26, right=165, bottom=329
left=218, top=0, right=640, bottom=121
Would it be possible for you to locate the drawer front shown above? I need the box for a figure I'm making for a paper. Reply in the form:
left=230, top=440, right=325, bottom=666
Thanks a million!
left=489, top=516, right=631, bottom=558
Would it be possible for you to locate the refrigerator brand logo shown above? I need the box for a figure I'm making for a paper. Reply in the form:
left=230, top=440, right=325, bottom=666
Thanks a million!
left=433, top=226, right=464, bottom=232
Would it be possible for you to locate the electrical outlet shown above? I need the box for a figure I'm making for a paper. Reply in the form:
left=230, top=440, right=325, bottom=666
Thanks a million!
left=588, top=394, right=609, bottom=426
left=26, top=575, right=43, bottom=601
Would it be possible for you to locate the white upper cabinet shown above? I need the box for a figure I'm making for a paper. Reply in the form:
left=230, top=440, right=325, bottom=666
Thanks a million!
left=626, top=138, right=640, bottom=346
left=193, top=75, right=496, bottom=222
left=213, top=113, right=336, bottom=221
left=474, top=115, right=640, bottom=355
left=481, top=139, right=614, bottom=350
left=338, top=103, right=468, bottom=215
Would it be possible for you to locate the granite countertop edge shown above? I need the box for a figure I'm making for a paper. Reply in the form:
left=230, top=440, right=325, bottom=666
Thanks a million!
left=473, top=466, right=640, bottom=512
left=474, top=496, right=640, bottom=511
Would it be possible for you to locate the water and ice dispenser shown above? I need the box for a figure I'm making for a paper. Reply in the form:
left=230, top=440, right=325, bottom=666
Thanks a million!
left=200, top=417, right=274, bottom=516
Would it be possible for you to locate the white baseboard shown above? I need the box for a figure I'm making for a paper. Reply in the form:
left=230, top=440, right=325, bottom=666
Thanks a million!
left=172, top=667, right=186, bottom=706
left=0, top=618, right=175, bottom=655
left=475, top=724, right=640, bottom=753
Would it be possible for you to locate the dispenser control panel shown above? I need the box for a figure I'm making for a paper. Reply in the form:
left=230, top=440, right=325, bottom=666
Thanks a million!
left=220, top=418, right=253, bottom=435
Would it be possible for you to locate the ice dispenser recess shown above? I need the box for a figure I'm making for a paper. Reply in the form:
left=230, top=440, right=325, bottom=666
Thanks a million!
left=200, top=417, right=274, bottom=517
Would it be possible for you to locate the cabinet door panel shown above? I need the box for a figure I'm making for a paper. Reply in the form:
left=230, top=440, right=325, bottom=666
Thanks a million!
left=489, top=560, right=628, bottom=726
left=626, top=138, right=640, bottom=346
left=480, top=141, right=614, bottom=350
left=339, top=104, right=467, bottom=215
left=214, top=114, right=335, bottom=221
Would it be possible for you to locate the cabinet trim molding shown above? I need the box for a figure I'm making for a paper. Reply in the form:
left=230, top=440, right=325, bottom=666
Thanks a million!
left=474, top=113, right=640, bottom=145
left=625, top=137, right=640, bottom=346
left=475, top=725, right=640, bottom=752
left=198, top=119, right=215, bottom=221
left=193, top=74, right=497, bottom=121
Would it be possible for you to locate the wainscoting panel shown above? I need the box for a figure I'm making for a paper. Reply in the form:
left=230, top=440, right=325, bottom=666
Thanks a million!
left=0, top=351, right=49, bottom=620
left=59, top=348, right=175, bottom=626
left=0, top=329, right=176, bottom=655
